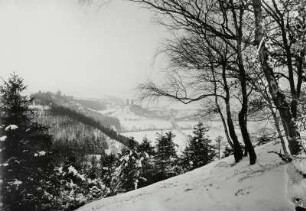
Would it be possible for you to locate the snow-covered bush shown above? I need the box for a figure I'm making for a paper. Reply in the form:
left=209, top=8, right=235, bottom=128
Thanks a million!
left=100, top=148, right=148, bottom=195
left=40, top=164, right=109, bottom=211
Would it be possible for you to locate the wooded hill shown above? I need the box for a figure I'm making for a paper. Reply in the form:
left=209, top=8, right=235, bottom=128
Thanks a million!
left=31, top=91, right=136, bottom=149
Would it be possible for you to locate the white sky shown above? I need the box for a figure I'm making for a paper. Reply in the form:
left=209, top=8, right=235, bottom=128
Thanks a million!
left=0, top=0, right=169, bottom=98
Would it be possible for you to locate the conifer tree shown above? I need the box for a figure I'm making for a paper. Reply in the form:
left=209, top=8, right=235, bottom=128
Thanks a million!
left=100, top=153, right=117, bottom=190
left=137, top=137, right=155, bottom=156
left=0, top=74, right=54, bottom=211
left=181, top=122, right=216, bottom=171
left=136, top=137, right=156, bottom=187
left=115, top=147, right=145, bottom=192
left=155, top=131, right=178, bottom=181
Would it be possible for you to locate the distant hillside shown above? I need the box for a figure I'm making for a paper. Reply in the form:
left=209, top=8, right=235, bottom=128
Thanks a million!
left=30, top=91, right=121, bottom=131
left=33, top=106, right=123, bottom=157
left=31, top=91, right=137, bottom=149
left=49, top=105, right=133, bottom=147
left=74, top=98, right=107, bottom=111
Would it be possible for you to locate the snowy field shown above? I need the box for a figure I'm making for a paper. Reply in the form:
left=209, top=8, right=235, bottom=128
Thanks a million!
left=121, top=119, right=275, bottom=154
left=120, top=119, right=173, bottom=132
left=99, top=107, right=173, bottom=131
left=77, top=142, right=305, bottom=211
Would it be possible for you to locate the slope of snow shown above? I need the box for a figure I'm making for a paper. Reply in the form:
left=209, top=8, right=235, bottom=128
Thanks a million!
left=77, top=142, right=302, bottom=211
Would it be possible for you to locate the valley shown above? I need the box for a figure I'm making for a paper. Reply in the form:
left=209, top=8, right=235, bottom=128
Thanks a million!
left=31, top=92, right=276, bottom=155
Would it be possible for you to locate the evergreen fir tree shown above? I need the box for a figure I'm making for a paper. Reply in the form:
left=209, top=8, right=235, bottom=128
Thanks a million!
left=0, top=74, right=54, bottom=211
left=136, top=137, right=156, bottom=187
left=116, top=147, right=145, bottom=192
left=127, top=136, right=137, bottom=150
left=181, top=122, right=216, bottom=171
left=137, top=137, right=155, bottom=156
left=155, top=131, right=178, bottom=181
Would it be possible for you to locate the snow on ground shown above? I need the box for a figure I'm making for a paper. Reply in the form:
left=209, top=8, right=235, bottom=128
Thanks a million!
left=0, top=136, right=7, bottom=142
left=205, top=120, right=274, bottom=140
left=121, top=119, right=172, bottom=132
left=176, top=121, right=197, bottom=129
left=4, top=124, right=18, bottom=131
left=99, top=106, right=173, bottom=131
left=121, top=119, right=273, bottom=155
left=77, top=142, right=302, bottom=211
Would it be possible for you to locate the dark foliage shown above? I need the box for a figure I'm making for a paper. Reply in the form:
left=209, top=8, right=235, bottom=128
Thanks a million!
left=180, top=122, right=216, bottom=171
left=154, top=131, right=179, bottom=181
left=136, top=137, right=156, bottom=187
left=0, top=74, right=54, bottom=211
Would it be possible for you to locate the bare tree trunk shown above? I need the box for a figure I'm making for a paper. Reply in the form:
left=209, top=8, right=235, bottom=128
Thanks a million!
left=217, top=60, right=243, bottom=163
left=228, top=0, right=256, bottom=165
left=215, top=97, right=233, bottom=149
left=221, top=64, right=243, bottom=163
left=261, top=86, right=292, bottom=159
left=238, top=64, right=256, bottom=164
left=238, top=64, right=257, bottom=164
left=227, top=102, right=244, bottom=163
left=272, top=111, right=291, bottom=159
left=207, top=33, right=243, bottom=163
left=252, top=0, right=301, bottom=156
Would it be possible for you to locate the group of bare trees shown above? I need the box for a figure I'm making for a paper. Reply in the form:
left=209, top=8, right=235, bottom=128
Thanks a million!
left=133, top=0, right=306, bottom=164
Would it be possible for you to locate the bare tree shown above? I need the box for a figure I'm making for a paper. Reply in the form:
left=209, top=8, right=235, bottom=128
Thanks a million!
left=252, top=0, right=305, bottom=156
left=133, top=0, right=257, bottom=164
left=139, top=32, right=249, bottom=163
left=133, top=0, right=306, bottom=161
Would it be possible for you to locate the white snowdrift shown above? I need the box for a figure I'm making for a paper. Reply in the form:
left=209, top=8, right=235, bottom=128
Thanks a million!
left=0, top=136, right=7, bottom=142
left=77, top=142, right=305, bottom=211
left=4, top=124, right=18, bottom=131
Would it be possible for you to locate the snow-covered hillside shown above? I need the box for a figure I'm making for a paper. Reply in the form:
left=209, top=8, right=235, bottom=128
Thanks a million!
left=98, top=104, right=199, bottom=132
left=99, top=105, right=173, bottom=132
left=77, top=142, right=305, bottom=211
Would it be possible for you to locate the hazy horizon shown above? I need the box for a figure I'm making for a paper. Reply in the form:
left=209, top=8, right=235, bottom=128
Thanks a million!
left=0, top=0, right=169, bottom=99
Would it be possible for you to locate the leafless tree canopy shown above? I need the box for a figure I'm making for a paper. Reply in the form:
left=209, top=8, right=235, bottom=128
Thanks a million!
left=132, top=0, right=306, bottom=163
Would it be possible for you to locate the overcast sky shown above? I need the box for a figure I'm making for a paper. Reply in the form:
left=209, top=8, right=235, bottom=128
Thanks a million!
left=0, top=0, right=169, bottom=99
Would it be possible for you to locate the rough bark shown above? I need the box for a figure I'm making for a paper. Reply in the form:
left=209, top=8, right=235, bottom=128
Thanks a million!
left=252, top=0, right=301, bottom=155
left=258, top=84, right=292, bottom=160
left=272, top=110, right=291, bottom=161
